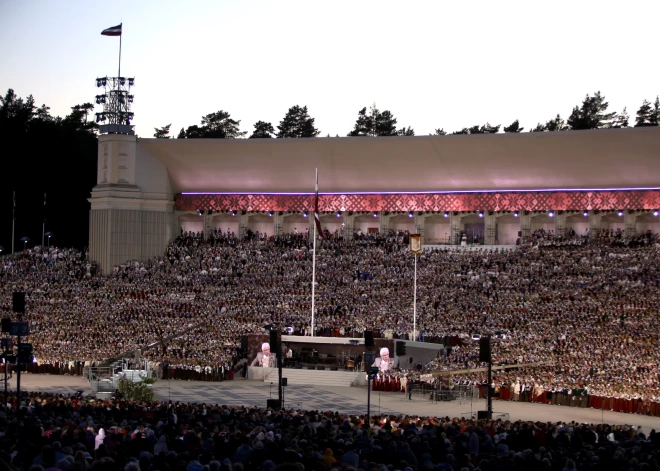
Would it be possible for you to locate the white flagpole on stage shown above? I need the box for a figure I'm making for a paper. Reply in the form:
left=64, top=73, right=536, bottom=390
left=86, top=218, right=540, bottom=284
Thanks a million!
left=311, top=168, right=318, bottom=337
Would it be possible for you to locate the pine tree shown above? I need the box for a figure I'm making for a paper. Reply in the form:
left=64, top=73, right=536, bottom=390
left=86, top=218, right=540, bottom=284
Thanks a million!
left=634, top=99, right=653, bottom=127
left=434, top=128, right=447, bottom=135
left=397, top=126, right=415, bottom=136
left=530, top=123, right=546, bottom=132
left=374, top=109, right=398, bottom=136
left=277, top=105, right=320, bottom=138
left=545, top=114, right=568, bottom=132
left=567, top=91, right=616, bottom=129
left=650, top=96, right=660, bottom=126
left=154, top=124, right=171, bottom=138
left=250, top=121, right=275, bottom=138
left=177, top=127, right=185, bottom=138
left=199, top=111, right=246, bottom=138
left=503, top=120, right=523, bottom=133
left=348, top=107, right=373, bottom=136
left=611, top=108, right=629, bottom=128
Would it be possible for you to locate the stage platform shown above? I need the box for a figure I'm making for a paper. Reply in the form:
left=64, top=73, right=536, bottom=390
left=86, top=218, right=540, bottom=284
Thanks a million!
left=8, top=374, right=660, bottom=435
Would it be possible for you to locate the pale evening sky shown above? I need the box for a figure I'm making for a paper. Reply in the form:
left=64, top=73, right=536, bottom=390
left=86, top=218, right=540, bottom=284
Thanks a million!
left=1, top=0, right=658, bottom=138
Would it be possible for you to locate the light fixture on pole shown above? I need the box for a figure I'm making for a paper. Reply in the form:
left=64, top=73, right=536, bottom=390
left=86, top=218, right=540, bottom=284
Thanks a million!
left=45, top=232, right=53, bottom=249
left=409, top=234, right=422, bottom=342
left=20, top=237, right=29, bottom=253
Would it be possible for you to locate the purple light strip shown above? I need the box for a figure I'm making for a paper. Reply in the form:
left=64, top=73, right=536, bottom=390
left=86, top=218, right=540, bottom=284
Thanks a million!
left=181, top=186, right=660, bottom=196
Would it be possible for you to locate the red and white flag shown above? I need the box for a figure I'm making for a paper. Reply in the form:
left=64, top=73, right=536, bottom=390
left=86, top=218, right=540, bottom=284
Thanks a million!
left=313, top=169, right=325, bottom=239
left=101, top=24, right=122, bottom=36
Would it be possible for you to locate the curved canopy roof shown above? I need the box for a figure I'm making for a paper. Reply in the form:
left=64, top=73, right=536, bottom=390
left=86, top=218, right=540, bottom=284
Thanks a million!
left=138, top=127, right=660, bottom=195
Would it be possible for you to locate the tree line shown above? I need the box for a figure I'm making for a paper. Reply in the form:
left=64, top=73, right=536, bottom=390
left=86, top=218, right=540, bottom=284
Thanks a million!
left=156, top=91, right=660, bottom=139
left=0, top=89, right=98, bottom=250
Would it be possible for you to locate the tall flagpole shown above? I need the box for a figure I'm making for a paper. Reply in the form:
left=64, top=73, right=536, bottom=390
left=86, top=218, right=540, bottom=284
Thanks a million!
left=12, top=191, right=15, bottom=255
left=118, top=27, right=122, bottom=79
left=42, top=193, right=46, bottom=248
left=311, top=168, right=318, bottom=337
left=413, top=253, right=417, bottom=341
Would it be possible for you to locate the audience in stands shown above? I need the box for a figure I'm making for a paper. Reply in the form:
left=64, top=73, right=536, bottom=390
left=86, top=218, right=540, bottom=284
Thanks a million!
left=1, top=226, right=659, bottom=415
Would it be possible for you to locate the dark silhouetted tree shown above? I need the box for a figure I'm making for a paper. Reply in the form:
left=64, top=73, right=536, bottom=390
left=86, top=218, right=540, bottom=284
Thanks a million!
left=348, top=107, right=373, bottom=136
left=433, top=128, right=447, bottom=135
left=250, top=121, right=275, bottom=138
left=177, top=127, right=185, bottom=138
left=611, top=108, right=629, bottom=128
left=546, top=114, right=568, bottom=131
left=453, top=123, right=499, bottom=134
left=530, top=123, right=546, bottom=132
left=348, top=104, right=412, bottom=136
left=503, top=120, right=524, bottom=133
left=567, top=91, right=616, bottom=130
left=635, top=99, right=653, bottom=127
left=154, top=124, right=171, bottom=138
left=651, top=96, right=660, bottom=126
left=0, top=89, right=97, bottom=250
left=277, top=105, right=320, bottom=138
left=199, top=111, right=246, bottom=138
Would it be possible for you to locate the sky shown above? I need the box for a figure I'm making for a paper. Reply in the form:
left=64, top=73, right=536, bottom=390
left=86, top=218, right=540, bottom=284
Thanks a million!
left=1, top=0, right=659, bottom=138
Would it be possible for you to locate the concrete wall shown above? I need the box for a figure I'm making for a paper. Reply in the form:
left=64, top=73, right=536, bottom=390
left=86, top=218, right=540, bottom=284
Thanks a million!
left=89, top=135, right=176, bottom=274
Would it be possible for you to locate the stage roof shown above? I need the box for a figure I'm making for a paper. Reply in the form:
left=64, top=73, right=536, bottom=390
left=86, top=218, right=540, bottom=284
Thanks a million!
left=138, top=127, right=660, bottom=195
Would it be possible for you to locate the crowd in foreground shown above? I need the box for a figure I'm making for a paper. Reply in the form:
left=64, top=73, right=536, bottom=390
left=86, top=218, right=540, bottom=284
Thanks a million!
left=1, top=226, right=659, bottom=407
left=2, top=390, right=660, bottom=471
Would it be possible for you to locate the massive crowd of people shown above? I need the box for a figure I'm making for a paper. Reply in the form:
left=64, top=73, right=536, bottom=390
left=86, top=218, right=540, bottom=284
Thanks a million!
left=2, top=390, right=660, bottom=471
left=1, top=226, right=659, bottom=412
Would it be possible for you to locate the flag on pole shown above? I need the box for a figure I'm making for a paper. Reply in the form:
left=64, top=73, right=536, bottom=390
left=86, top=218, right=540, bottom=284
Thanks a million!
left=314, top=169, right=325, bottom=239
left=410, top=234, right=422, bottom=254
left=101, top=24, right=122, bottom=36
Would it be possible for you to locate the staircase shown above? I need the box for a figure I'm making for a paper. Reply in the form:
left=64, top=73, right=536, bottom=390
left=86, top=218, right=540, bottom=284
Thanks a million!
left=265, top=368, right=359, bottom=387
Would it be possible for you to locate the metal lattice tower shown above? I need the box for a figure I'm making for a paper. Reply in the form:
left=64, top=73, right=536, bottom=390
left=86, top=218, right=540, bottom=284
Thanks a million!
left=94, top=76, right=135, bottom=134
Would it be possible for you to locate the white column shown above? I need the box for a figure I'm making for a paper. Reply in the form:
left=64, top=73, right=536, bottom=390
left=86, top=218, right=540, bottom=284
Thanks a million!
left=624, top=211, right=637, bottom=238
left=554, top=211, right=567, bottom=238
left=484, top=213, right=497, bottom=245
left=449, top=213, right=462, bottom=245
left=343, top=212, right=355, bottom=242
left=588, top=212, right=602, bottom=238
left=414, top=213, right=426, bottom=244
left=238, top=213, right=249, bottom=239
left=203, top=212, right=212, bottom=240
left=519, top=211, right=532, bottom=240
left=379, top=212, right=391, bottom=234
left=273, top=211, right=284, bottom=237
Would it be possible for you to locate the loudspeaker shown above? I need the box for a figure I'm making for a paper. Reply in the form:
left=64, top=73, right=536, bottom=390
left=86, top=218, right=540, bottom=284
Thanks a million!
left=479, top=336, right=491, bottom=363
left=282, top=378, right=288, bottom=387
left=266, top=399, right=281, bottom=410
left=364, top=330, right=374, bottom=348
left=518, top=231, right=522, bottom=237
left=396, top=341, right=407, bottom=356
left=1, top=318, right=10, bottom=333
left=13, top=292, right=25, bottom=313
left=269, top=329, right=281, bottom=357
left=240, top=335, right=248, bottom=351
left=477, top=410, right=492, bottom=420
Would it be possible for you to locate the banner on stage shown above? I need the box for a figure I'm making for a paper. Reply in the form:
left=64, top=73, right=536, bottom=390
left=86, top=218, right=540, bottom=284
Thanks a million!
left=410, top=234, right=422, bottom=254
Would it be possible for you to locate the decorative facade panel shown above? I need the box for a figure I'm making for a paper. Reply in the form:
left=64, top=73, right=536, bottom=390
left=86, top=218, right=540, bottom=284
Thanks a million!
left=176, top=191, right=660, bottom=213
